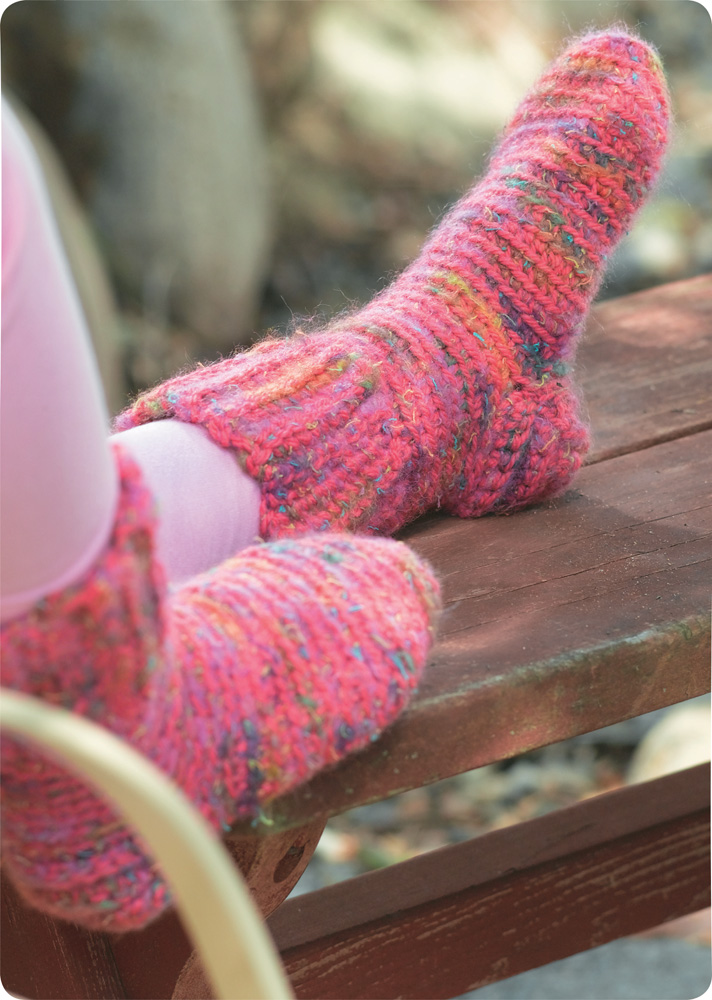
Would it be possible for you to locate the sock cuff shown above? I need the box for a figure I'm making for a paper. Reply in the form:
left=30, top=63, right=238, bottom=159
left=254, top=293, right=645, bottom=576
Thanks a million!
left=1, top=443, right=166, bottom=724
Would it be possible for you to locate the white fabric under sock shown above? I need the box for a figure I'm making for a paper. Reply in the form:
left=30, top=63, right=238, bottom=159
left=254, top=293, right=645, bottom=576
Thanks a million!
left=112, top=420, right=261, bottom=585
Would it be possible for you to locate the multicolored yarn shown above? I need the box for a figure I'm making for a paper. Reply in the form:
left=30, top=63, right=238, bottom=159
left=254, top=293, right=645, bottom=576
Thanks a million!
left=1, top=445, right=440, bottom=930
left=115, top=30, right=670, bottom=539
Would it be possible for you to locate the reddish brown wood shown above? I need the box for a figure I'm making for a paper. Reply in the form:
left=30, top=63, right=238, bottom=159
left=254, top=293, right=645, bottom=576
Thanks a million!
left=581, top=273, right=712, bottom=463
left=167, top=819, right=326, bottom=999
left=0, top=825, right=328, bottom=1000
left=0, top=874, right=125, bottom=1000
left=263, top=429, right=711, bottom=828
left=88, top=819, right=327, bottom=1000
left=269, top=764, right=711, bottom=1000
left=224, top=818, right=327, bottom=917
left=172, top=953, right=216, bottom=1000
left=108, top=908, right=192, bottom=1000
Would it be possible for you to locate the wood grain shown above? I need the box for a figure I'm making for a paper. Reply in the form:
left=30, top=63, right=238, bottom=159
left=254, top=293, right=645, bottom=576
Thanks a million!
left=0, top=875, right=126, bottom=1000
left=270, top=764, right=710, bottom=1000
left=580, top=273, right=712, bottom=462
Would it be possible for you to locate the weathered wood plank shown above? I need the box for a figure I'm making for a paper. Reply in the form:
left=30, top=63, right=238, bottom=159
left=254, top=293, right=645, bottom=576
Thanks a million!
left=581, top=273, right=712, bottom=462
left=270, top=764, right=711, bottom=1000
left=258, top=429, right=710, bottom=828
left=0, top=874, right=126, bottom=1000
left=109, top=907, right=192, bottom=1000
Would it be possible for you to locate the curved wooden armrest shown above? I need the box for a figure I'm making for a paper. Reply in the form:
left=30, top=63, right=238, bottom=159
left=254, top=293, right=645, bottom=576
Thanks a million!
left=0, top=689, right=293, bottom=1000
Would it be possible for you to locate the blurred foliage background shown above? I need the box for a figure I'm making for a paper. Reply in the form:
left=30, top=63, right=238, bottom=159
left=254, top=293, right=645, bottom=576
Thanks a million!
left=2, top=0, right=711, bottom=412
left=237, top=0, right=712, bottom=310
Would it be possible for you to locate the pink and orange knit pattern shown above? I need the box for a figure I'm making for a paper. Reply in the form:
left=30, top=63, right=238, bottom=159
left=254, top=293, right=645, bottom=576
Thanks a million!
left=1, top=446, right=440, bottom=930
left=116, top=31, right=670, bottom=540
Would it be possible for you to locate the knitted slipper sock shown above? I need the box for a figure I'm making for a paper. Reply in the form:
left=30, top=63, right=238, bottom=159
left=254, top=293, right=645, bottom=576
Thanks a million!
left=1, top=446, right=440, bottom=931
left=116, top=30, right=670, bottom=539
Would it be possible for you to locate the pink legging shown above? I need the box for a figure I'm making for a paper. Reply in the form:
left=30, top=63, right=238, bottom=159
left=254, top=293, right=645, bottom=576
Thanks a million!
left=0, top=99, right=260, bottom=622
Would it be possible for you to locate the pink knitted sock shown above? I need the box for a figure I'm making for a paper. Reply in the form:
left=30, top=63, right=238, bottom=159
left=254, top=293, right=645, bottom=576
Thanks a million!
left=116, top=30, right=670, bottom=539
left=1, top=446, right=440, bottom=931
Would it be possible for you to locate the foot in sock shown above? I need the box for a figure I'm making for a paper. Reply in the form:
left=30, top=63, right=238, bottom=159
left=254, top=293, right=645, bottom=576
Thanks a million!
left=1, top=445, right=440, bottom=930
left=116, top=30, right=670, bottom=538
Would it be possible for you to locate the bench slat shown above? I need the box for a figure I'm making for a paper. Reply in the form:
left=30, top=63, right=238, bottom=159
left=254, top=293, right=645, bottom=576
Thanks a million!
left=261, top=427, right=710, bottom=829
left=581, top=273, right=712, bottom=462
left=0, top=875, right=126, bottom=1000
left=270, top=764, right=710, bottom=1000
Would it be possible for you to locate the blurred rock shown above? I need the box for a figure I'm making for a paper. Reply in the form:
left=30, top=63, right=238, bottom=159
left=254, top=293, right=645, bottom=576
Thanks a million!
left=3, top=0, right=272, bottom=362
left=636, top=906, right=711, bottom=946
left=627, top=699, right=711, bottom=784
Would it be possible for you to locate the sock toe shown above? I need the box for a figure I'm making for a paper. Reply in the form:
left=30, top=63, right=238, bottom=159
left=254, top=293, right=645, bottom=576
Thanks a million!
left=163, top=532, right=441, bottom=818
left=494, top=29, right=670, bottom=234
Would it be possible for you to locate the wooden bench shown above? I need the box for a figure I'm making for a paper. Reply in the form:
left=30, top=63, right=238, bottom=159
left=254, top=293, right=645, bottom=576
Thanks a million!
left=2, top=274, right=710, bottom=1000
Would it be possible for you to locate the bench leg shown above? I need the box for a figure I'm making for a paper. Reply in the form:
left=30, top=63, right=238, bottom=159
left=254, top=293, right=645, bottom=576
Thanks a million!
left=225, top=817, right=327, bottom=917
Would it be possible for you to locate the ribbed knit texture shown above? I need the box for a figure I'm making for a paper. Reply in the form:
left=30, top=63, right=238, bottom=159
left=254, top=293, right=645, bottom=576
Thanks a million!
left=116, top=30, right=670, bottom=539
left=0, top=446, right=440, bottom=930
